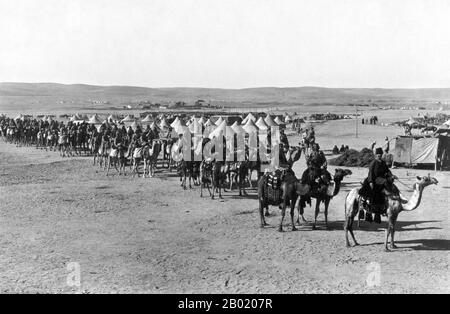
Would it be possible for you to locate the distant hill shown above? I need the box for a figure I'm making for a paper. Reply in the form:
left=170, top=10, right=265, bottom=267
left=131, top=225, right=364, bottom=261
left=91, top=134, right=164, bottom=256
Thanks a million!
left=1, top=82, right=450, bottom=105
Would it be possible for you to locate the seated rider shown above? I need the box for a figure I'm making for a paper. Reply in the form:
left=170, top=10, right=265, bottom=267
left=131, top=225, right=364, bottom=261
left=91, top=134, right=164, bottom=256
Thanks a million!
left=279, top=129, right=289, bottom=152
left=301, top=143, right=331, bottom=192
left=359, top=147, right=397, bottom=222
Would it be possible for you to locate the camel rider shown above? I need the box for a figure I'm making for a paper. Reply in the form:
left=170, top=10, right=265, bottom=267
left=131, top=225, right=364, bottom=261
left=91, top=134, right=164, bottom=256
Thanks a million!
left=367, top=147, right=396, bottom=201
left=308, top=127, right=316, bottom=145
left=360, top=147, right=397, bottom=223
left=280, top=129, right=289, bottom=152
left=301, top=143, right=331, bottom=190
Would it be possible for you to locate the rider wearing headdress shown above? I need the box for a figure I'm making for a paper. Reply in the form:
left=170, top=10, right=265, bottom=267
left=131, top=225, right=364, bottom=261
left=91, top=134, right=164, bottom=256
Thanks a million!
left=301, top=143, right=331, bottom=189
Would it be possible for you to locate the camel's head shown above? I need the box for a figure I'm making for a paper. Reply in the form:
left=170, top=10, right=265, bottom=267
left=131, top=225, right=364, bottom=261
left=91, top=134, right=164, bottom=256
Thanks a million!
left=416, top=174, right=438, bottom=188
left=334, top=168, right=352, bottom=181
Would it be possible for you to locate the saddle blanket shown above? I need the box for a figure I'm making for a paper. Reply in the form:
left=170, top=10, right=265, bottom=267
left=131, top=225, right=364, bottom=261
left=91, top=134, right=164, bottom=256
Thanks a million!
left=265, top=185, right=282, bottom=205
left=267, top=173, right=282, bottom=189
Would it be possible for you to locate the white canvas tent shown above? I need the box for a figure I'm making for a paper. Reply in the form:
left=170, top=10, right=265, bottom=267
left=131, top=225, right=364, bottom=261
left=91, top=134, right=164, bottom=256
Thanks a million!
left=255, top=117, right=269, bottom=130
left=264, top=115, right=278, bottom=127
left=88, top=114, right=102, bottom=124
left=159, top=118, right=169, bottom=129
left=141, top=115, right=153, bottom=123
left=231, top=121, right=246, bottom=135
left=243, top=118, right=258, bottom=133
left=242, top=113, right=256, bottom=124
left=121, top=115, right=134, bottom=123
left=214, top=116, right=224, bottom=126
left=188, top=117, right=202, bottom=134
left=170, top=117, right=181, bottom=128
left=130, top=120, right=141, bottom=131
left=208, top=120, right=227, bottom=139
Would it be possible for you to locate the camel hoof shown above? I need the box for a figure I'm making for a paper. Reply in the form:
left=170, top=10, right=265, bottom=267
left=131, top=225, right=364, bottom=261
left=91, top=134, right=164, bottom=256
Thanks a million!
left=312, top=225, right=316, bottom=230
left=264, top=211, right=270, bottom=217
left=346, top=243, right=351, bottom=248
left=384, top=248, right=390, bottom=252
left=292, top=227, right=297, bottom=231
left=391, top=244, right=398, bottom=249
left=278, top=227, right=283, bottom=232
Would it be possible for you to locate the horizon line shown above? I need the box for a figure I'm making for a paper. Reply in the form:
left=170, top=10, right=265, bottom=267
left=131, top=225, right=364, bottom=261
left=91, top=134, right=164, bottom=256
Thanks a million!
left=1, top=82, right=450, bottom=90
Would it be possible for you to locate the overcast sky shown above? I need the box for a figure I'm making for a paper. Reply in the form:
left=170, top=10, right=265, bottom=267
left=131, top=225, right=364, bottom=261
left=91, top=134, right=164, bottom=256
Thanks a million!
left=0, top=0, right=449, bottom=88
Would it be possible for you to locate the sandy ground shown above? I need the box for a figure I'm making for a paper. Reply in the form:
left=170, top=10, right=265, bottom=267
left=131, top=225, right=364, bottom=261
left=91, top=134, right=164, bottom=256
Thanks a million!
left=0, top=114, right=448, bottom=293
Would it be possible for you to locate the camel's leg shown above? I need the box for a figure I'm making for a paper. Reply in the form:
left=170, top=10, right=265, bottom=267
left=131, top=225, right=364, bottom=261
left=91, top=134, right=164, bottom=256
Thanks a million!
left=324, top=198, right=330, bottom=229
left=385, top=213, right=398, bottom=251
left=391, top=214, right=398, bottom=249
left=384, top=220, right=392, bottom=251
left=218, top=181, right=223, bottom=199
left=278, top=202, right=286, bottom=232
left=312, top=199, right=320, bottom=230
left=248, top=170, right=253, bottom=188
left=345, top=214, right=359, bottom=247
left=296, top=197, right=308, bottom=224
left=290, top=196, right=297, bottom=231
left=229, top=173, right=233, bottom=191
left=241, top=171, right=247, bottom=196
left=259, top=199, right=268, bottom=227
left=106, top=158, right=112, bottom=176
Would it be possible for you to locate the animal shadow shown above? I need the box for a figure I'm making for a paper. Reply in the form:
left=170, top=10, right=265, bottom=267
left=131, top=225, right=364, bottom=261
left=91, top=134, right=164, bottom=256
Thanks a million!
left=323, top=220, right=443, bottom=232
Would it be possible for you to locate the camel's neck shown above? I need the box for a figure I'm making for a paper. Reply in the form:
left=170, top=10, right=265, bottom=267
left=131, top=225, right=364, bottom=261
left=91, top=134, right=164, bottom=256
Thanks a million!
left=333, top=179, right=342, bottom=196
left=402, top=183, right=424, bottom=211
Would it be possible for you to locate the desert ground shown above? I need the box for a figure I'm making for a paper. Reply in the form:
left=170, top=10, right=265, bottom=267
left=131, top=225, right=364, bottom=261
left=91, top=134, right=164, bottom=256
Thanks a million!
left=0, top=109, right=448, bottom=293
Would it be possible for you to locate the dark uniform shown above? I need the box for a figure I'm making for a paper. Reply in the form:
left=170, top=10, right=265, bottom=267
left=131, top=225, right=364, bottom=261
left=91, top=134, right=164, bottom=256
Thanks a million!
left=301, top=146, right=331, bottom=187
left=280, top=131, right=289, bottom=151
left=366, top=158, right=392, bottom=205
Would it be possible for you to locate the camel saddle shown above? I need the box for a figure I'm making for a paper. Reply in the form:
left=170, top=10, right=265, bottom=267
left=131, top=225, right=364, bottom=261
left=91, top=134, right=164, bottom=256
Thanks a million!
left=264, top=168, right=296, bottom=205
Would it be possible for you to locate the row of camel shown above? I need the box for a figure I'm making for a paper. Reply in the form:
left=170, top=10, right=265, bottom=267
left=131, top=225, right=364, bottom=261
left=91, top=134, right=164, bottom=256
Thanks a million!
left=99, top=136, right=440, bottom=251
left=256, top=148, right=439, bottom=251
left=3, top=123, right=440, bottom=251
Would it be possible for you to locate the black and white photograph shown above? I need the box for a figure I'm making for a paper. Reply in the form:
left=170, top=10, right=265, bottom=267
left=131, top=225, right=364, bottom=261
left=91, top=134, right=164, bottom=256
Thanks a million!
left=0, top=0, right=449, bottom=296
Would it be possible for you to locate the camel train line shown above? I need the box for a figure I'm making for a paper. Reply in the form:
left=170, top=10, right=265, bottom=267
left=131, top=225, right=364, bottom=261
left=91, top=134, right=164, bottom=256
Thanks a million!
left=0, top=113, right=439, bottom=250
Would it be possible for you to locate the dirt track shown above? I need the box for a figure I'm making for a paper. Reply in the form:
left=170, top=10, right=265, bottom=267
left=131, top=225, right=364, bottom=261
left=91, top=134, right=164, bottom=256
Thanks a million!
left=0, top=117, right=448, bottom=293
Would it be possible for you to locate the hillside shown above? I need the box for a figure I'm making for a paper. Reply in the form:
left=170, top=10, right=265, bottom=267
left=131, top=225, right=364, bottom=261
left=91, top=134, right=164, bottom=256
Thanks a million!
left=1, top=83, right=450, bottom=105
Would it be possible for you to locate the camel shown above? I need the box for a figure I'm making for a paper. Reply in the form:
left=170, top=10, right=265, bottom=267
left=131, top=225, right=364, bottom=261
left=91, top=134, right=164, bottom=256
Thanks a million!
left=298, top=168, right=352, bottom=229
left=227, top=161, right=249, bottom=196
left=143, top=140, right=161, bottom=178
left=130, top=145, right=145, bottom=177
left=199, top=158, right=226, bottom=199
left=106, top=143, right=127, bottom=176
left=256, top=146, right=303, bottom=231
left=344, top=174, right=438, bottom=251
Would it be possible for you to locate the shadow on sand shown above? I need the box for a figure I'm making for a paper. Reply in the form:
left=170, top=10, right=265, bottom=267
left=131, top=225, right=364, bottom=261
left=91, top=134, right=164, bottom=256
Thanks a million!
left=358, top=239, right=450, bottom=251
left=306, top=220, right=443, bottom=233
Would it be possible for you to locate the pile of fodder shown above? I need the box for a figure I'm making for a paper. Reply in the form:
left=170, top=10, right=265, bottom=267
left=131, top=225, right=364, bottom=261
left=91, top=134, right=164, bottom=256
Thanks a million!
left=329, top=148, right=375, bottom=167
